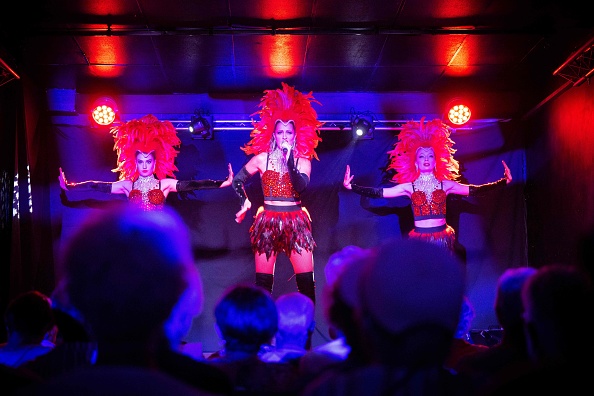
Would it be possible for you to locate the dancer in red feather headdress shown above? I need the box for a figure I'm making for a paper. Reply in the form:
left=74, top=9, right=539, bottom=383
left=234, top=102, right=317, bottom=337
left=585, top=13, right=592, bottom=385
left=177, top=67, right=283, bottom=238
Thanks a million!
left=343, top=117, right=512, bottom=253
left=59, top=114, right=233, bottom=211
left=232, top=83, right=323, bottom=305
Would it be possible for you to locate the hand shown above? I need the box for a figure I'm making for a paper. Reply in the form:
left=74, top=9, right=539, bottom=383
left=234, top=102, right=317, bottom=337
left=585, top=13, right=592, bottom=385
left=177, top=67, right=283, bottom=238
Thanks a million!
left=58, top=167, right=69, bottom=190
left=502, top=160, right=512, bottom=184
left=235, top=198, right=252, bottom=224
left=220, top=163, right=234, bottom=188
left=343, top=165, right=354, bottom=190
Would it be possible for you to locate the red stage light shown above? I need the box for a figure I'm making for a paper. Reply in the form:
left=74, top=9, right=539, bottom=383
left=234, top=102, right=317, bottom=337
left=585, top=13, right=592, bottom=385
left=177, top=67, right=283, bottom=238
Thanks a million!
left=446, top=99, right=471, bottom=126
left=91, top=97, right=119, bottom=126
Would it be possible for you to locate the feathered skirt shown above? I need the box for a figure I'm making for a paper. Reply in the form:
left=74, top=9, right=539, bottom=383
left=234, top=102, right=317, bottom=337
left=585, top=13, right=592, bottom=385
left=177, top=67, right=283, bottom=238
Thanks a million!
left=249, top=204, right=316, bottom=259
left=408, top=224, right=456, bottom=252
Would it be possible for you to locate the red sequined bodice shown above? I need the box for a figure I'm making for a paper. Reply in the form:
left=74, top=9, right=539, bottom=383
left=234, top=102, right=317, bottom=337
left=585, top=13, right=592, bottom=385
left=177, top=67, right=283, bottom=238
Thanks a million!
left=262, top=170, right=299, bottom=201
left=129, top=177, right=165, bottom=211
left=411, top=188, right=446, bottom=220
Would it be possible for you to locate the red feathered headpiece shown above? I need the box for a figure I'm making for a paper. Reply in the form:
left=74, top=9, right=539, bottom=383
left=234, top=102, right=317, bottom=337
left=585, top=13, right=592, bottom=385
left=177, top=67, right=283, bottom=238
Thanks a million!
left=241, top=82, right=323, bottom=160
left=110, top=114, right=181, bottom=181
left=387, top=117, right=460, bottom=183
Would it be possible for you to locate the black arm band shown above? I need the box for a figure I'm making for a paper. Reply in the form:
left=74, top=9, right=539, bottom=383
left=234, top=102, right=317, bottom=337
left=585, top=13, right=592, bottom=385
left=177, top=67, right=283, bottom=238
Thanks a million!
left=287, top=151, right=309, bottom=193
left=67, top=181, right=112, bottom=194
left=468, top=178, right=507, bottom=197
left=232, top=166, right=251, bottom=206
left=176, top=179, right=224, bottom=192
left=351, top=184, right=383, bottom=198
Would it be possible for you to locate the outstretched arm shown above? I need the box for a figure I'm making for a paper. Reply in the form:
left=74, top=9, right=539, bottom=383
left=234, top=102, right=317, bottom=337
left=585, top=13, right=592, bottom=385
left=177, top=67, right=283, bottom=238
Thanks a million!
left=446, top=160, right=512, bottom=196
left=344, top=165, right=410, bottom=198
left=173, top=163, right=234, bottom=192
left=58, top=167, right=113, bottom=194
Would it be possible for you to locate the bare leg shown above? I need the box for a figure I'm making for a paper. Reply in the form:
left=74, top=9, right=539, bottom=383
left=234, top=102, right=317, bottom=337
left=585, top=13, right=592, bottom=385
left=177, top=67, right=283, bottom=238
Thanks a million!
left=255, top=252, right=276, bottom=274
left=289, top=250, right=313, bottom=274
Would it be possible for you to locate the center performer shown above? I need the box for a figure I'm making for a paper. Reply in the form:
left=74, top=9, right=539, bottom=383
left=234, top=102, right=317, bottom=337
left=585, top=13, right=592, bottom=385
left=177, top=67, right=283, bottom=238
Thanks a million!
left=232, top=83, right=323, bottom=304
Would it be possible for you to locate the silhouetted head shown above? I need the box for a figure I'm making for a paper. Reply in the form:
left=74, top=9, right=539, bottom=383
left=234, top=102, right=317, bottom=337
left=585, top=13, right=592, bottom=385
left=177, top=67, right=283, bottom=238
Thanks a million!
left=55, top=206, right=202, bottom=346
left=214, top=284, right=278, bottom=355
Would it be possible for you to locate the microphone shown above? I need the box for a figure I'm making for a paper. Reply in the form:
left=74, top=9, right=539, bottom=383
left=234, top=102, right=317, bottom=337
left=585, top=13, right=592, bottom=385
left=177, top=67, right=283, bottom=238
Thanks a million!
left=281, top=142, right=291, bottom=156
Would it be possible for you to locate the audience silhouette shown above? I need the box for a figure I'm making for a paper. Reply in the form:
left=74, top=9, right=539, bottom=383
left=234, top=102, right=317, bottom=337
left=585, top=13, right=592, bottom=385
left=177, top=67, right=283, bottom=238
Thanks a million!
left=455, top=266, right=536, bottom=393
left=261, top=292, right=315, bottom=363
left=18, top=206, right=232, bottom=395
left=0, top=291, right=57, bottom=368
left=209, top=284, right=304, bottom=395
left=487, top=263, right=594, bottom=394
left=303, top=238, right=474, bottom=396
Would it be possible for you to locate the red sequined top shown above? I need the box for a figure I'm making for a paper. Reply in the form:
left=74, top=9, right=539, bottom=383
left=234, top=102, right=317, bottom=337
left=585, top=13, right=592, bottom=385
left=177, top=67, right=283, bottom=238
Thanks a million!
left=129, top=180, right=165, bottom=211
left=411, top=183, right=446, bottom=220
left=262, top=170, right=299, bottom=201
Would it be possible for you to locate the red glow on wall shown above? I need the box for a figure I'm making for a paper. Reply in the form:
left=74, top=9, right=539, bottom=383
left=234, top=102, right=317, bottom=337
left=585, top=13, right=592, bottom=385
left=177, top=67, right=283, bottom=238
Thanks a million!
left=265, top=36, right=303, bottom=77
left=258, top=0, right=307, bottom=19
left=84, top=36, right=126, bottom=78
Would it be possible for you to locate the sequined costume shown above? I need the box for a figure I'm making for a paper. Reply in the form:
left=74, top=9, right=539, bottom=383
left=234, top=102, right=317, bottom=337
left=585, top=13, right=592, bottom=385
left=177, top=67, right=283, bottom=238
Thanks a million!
left=409, top=173, right=455, bottom=249
left=250, top=152, right=315, bottom=259
left=233, top=83, right=322, bottom=303
left=128, top=176, right=165, bottom=211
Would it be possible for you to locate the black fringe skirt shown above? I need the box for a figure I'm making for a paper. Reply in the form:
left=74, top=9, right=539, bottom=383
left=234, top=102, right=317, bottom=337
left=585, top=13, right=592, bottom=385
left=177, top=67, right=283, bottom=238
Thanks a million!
left=249, top=204, right=316, bottom=259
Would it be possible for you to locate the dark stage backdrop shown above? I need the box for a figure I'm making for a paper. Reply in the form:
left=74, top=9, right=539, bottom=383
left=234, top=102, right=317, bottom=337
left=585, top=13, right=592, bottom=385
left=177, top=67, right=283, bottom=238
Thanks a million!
left=51, top=120, right=527, bottom=352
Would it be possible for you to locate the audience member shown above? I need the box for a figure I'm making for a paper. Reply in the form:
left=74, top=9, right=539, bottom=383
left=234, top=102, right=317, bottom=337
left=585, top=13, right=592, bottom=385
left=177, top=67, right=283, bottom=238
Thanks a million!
left=455, top=266, right=536, bottom=392
left=488, top=263, right=594, bottom=394
left=444, top=296, right=488, bottom=372
left=21, top=206, right=232, bottom=395
left=0, top=291, right=57, bottom=368
left=303, top=238, right=474, bottom=396
left=20, top=305, right=97, bottom=380
left=297, top=246, right=375, bottom=388
left=260, top=292, right=315, bottom=363
left=209, top=284, right=302, bottom=395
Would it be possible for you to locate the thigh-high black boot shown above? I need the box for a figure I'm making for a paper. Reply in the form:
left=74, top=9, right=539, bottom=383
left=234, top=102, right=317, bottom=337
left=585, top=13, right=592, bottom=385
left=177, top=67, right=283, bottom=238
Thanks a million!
left=295, top=271, right=316, bottom=304
left=255, top=272, right=274, bottom=294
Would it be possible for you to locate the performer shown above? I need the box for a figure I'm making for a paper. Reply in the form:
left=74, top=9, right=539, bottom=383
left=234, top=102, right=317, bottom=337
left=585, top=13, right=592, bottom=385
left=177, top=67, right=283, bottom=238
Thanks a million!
left=232, top=83, right=323, bottom=303
left=59, top=114, right=233, bottom=211
left=343, top=117, right=512, bottom=252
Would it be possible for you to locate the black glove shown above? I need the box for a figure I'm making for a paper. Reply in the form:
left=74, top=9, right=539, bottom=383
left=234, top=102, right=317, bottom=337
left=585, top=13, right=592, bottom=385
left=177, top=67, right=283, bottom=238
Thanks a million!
left=176, top=179, right=224, bottom=191
left=351, top=184, right=383, bottom=198
left=468, top=178, right=506, bottom=197
left=66, top=181, right=112, bottom=193
left=287, top=150, right=310, bottom=193
left=232, top=166, right=251, bottom=207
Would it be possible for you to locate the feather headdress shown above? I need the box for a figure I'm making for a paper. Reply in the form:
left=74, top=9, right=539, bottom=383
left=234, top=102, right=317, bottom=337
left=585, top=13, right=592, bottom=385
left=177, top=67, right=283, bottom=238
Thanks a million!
left=241, top=82, right=323, bottom=160
left=111, top=114, right=181, bottom=181
left=387, top=117, right=460, bottom=183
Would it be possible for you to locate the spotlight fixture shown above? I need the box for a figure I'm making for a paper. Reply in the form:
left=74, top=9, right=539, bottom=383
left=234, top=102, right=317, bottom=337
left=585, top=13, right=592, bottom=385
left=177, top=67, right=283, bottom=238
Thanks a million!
left=90, top=96, right=119, bottom=127
left=189, top=112, right=213, bottom=140
left=446, top=99, right=471, bottom=126
left=350, top=113, right=375, bottom=140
